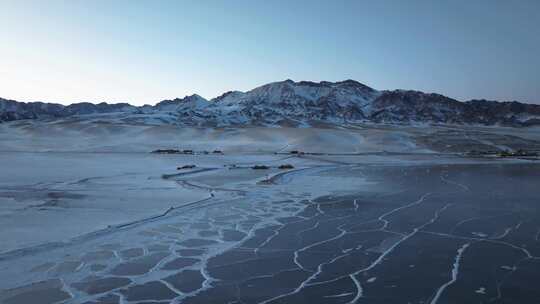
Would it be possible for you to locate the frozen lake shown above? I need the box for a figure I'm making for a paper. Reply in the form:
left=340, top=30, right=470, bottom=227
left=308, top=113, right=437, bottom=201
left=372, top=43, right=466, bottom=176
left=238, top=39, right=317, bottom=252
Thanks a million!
left=1, top=152, right=539, bottom=303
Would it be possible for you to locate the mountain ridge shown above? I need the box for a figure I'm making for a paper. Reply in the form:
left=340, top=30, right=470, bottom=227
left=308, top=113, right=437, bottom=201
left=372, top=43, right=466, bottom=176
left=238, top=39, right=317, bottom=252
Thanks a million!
left=1, top=79, right=539, bottom=127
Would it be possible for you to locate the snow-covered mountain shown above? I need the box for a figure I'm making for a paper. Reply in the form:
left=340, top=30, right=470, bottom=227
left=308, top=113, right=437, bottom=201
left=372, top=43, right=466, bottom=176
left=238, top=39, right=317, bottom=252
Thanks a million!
left=1, top=80, right=539, bottom=127
left=0, top=99, right=138, bottom=122
left=207, top=79, right=380, bottom=126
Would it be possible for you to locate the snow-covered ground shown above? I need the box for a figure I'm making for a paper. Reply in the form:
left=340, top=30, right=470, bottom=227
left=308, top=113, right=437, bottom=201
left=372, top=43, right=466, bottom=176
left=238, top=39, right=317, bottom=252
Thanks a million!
left=0, top=119, right=425, bottom=153
left=1, top=120, right=539, bottom=255
left=0, top=120, right=431, bottom=254
left=0, top=152, right=210, bottom=253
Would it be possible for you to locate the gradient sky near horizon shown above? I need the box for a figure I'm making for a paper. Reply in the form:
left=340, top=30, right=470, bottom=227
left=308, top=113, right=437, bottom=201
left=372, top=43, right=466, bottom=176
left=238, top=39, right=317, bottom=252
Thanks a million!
left=1, top=0, right=539, bottom=105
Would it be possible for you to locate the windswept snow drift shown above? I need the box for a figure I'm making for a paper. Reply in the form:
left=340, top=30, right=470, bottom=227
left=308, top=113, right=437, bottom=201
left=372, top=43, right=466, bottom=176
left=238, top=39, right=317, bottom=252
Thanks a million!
left=0, top=120, right=423, bottom=153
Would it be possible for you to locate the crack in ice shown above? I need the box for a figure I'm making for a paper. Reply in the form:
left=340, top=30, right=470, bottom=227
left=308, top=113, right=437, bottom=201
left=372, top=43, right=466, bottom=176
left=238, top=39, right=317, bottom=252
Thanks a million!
left=429, top=243, right=470, bottom=304
left=440, top=172, right=469, bottom=192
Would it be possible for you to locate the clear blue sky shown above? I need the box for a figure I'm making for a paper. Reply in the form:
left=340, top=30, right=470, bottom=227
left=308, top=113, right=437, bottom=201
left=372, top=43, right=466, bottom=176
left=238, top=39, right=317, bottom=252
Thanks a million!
left=1, top=0, right=539, bottom=105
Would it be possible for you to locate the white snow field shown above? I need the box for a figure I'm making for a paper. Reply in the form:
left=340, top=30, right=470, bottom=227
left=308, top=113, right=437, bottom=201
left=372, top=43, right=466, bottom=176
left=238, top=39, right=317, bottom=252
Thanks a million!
left=0, top=119, right=437, bottom=254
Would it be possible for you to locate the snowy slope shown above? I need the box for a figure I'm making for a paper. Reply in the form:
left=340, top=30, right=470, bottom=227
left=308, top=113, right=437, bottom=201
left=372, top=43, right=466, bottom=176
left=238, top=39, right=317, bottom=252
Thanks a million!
left=206, top=79, right=381, bottom=126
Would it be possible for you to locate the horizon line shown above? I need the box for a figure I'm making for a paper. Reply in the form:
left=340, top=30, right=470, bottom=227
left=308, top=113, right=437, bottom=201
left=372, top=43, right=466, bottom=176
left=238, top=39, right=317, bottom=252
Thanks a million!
left=1, top=78, right=538, bottom=106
